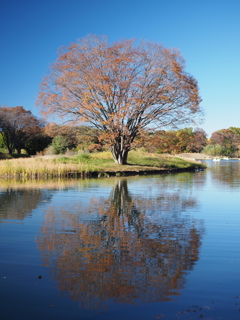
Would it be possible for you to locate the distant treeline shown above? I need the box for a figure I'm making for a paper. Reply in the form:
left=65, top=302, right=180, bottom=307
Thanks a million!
left=1, top=106, right=240, bottom=157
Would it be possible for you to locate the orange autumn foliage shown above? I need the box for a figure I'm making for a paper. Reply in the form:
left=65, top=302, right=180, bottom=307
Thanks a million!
left=37, top=35, right=202, bottom=164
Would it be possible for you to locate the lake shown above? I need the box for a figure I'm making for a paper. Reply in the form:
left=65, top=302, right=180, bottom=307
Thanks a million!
left=0, top=160, right=239, bottom=320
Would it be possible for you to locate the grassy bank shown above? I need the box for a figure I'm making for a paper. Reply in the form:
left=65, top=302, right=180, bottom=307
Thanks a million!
left=0, top=151, right=205, bottom=179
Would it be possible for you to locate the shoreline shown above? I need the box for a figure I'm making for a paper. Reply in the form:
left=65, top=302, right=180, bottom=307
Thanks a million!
left=0, top=165, right=205, bottom=180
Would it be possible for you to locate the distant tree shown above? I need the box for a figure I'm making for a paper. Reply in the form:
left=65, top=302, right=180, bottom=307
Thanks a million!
left=50, top=135, right=72, bottom=154
left=202, top=144, right=225, bottom=156
left=145, top=127, right=207, bottom=154
left=24, top=132, right=52, bottom=155
left=187, top=128, right=207, bottom=153
left=37, top=35, right=202, bottom=164
left=210, top=129, right=240, bottom=156
left=154, top=130, right=183, bottom=154
left=175, top=128, right=193, bottom=152
left=228, top=127, right=240, bottom=136
left=0, top=106, right=43, bottom=154
left=44, top=123, right=102, bottom=152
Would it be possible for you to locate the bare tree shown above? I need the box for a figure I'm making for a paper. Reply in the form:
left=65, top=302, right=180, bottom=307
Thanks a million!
left=37, top=35, right=202, bottom=164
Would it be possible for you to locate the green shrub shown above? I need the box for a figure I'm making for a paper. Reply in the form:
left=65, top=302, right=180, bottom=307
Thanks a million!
left=202, top=144, right=224, bottom=156
left=51, top=135, right=71, bottom=154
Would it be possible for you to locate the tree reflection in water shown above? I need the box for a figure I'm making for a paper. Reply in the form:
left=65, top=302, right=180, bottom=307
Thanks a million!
left=36, top=178, right=204, bottom=309
left=0, top=179, right=77, bottom=221
left=0, top=189, right=51, bottom=221
left=210, top=160, right=240, bottom=188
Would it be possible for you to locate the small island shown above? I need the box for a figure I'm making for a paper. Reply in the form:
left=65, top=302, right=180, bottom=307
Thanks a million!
left=0, top=150, right=205, bottom=179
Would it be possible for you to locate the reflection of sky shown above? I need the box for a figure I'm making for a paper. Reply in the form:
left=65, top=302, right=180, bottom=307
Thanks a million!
left=189, top=161, right=239, bottom=280
left=190, top=161, right=240, bottom=220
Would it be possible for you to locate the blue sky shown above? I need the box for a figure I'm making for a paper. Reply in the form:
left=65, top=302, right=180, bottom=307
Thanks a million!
left=1, top=0, right=240, bottom=137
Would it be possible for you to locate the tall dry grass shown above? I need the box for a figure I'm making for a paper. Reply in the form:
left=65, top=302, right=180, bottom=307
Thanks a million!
left=0, top=157, right=85, bottom=179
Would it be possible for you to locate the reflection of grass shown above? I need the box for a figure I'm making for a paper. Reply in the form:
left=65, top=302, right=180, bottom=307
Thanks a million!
left=0, top=151, right=205, bottom=179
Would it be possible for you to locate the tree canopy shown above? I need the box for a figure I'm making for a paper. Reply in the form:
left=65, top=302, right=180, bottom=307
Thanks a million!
left=37, top=35, right=202, bottom=164
left=144, top=127, right=207, bottom=154
left=209, top=129, right=240, bottom=157
left=0, top=106, right=47, bottom=154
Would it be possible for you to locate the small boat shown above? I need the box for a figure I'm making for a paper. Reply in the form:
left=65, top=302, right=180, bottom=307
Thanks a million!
left=223, top=157, right=229, bottom=160
left=213, top=158, right=221, bottom=161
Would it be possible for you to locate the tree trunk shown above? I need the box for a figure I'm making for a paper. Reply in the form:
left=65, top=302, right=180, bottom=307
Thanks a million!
left=7, top=147, right=13, bottom=155
left=110, top=144, right=129, bottom=165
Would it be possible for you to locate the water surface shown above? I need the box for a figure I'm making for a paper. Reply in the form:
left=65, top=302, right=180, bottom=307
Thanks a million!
left=0, top=160, right=239, bottom=319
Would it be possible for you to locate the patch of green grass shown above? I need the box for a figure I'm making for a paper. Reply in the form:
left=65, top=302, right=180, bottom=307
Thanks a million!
left=72, top=153, right=91, bottom=163
left=168, top=157, right=201, bottom=168
left=53, top=156, right=70, bottom=164
left=128, top=153, right=165, bottom=167
left=128, top=152, right=205, bottom=170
